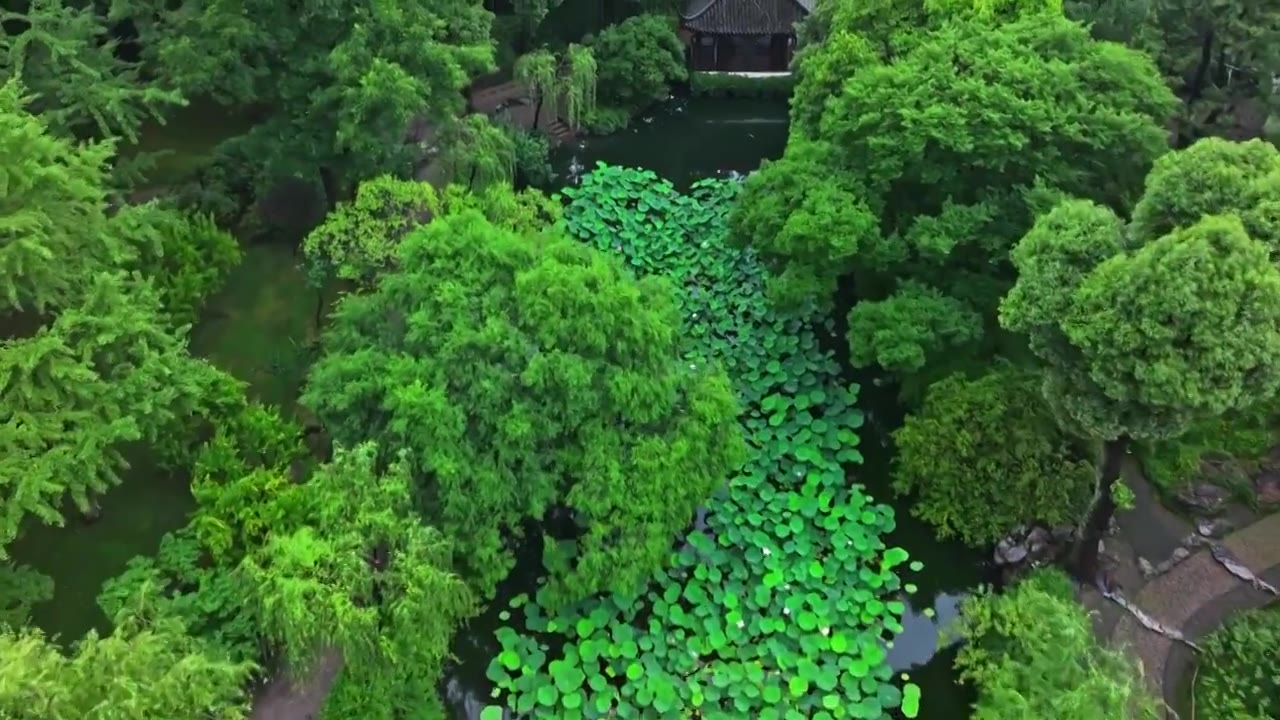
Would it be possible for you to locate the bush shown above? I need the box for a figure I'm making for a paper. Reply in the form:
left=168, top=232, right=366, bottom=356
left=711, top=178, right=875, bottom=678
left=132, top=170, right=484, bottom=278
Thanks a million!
left=892, top=367, right=1095, bottom=546
left=955, top=568, right=1161, bottom=720
left=581, top=105, right=631, bottom=135
left=690, top=72, right=795, bottom=98
left=591, top=14, right=687, bottom=110
left=508, top=126, right=554, bottom=188
left=1195, top=606, right=1280, bottom=720
left=1139, top=404, right=1275, bottom=499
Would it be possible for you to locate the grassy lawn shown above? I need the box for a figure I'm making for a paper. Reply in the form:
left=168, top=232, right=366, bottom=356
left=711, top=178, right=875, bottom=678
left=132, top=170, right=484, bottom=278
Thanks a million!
left=190, top=242, right=322, bottom=415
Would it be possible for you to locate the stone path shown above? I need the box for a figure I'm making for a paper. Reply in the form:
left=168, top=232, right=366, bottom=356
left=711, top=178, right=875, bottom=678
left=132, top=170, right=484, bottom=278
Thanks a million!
left=1107, top=512, right=1280, bottom=715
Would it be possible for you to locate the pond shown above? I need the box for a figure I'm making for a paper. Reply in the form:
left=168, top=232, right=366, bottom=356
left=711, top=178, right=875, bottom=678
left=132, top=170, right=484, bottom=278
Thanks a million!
left=552, top=96, right=790, bottom=190
left=445, top=96, right=987, bottom=720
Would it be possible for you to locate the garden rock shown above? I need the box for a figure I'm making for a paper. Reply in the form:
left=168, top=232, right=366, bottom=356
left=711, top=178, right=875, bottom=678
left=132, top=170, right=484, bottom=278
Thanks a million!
left=1176, top=483, right=1229, bottom=516
left=1139, top=557, right=1156, bottom=577
left=1256, top=472, right=1280, bottom=505
left=994, top=524, right=1070, bottom=569
left=1197, top=517, right=1235, bottom=538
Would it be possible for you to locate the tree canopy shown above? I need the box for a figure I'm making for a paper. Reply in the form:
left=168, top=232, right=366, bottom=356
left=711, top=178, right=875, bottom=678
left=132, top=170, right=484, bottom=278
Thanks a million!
left=1001, top=138, right=1280, bottom=577
left=731, top=10, right=1177, bottom=388
left=303, top=210, right=744, bottom=605
left=244, top=443, right=475, bottom=720
left=126, top=0, right=495, bottom=204
left=955, top=568, right=1160, bottom=719
left=0, top=603, right=253, bottom=720
left=0, top=79, right=237, bottom=550
left=893, top=367, right=1094, bottom=546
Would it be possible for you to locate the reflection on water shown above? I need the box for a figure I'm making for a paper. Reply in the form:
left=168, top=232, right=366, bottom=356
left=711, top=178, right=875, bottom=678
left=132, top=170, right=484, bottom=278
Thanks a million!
left=889, top=592, right=967, bottom=670
left=552, top=96, right=789, bottom=190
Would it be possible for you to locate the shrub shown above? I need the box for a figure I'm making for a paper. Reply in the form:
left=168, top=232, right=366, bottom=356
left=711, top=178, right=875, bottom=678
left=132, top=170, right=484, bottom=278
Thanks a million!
left=1138, top=405, right=1275, bottom=499
left=1195, top=606, right=1280, bottom=720
left=892, top=367, right=1095, bottom=546
left=591, top=14, right=687, bottom=110
left=690, top=71, right=795, bottom=98
left=508, top=126, right=554, bottom=188
left=582, top=104, right=631, bottom=135
left=955, top=568, right=1161, bottom=719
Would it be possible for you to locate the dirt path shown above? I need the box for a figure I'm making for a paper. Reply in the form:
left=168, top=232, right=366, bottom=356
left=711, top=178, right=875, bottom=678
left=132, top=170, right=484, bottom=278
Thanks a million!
left=249, top=650, right=343, bottom=720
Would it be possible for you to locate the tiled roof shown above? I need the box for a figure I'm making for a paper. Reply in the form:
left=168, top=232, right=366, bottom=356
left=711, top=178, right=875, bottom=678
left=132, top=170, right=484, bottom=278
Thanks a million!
left=681, top=0, right=811, bottom=35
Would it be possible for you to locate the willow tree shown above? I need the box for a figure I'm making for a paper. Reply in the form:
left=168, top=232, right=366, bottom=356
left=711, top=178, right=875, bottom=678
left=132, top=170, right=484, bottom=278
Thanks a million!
left=244, top=443, right=475, bottom=720
left=513, top=44, right=596, bottom=129
left=0, top=603, right=254, bottom=719
left=303, top=211, right=744, bottom=606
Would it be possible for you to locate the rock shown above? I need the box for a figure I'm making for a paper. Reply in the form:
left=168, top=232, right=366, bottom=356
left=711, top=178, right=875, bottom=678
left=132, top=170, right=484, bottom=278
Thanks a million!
left=1182, top=533, right=1212, bottom=549
left=1176, top=483, right=1229, bottom=516
left=1138, top=557, right=1156, bottom=577
left=1171, top=547, right=1191, bottom=564
left=1256, top=472, right=1280, bottom=506
left=1197, top=517, right=1235, bottom=538
left=1026, top=526, right=1051, bottom=556
left=995, top=537, right=1029, bottom=565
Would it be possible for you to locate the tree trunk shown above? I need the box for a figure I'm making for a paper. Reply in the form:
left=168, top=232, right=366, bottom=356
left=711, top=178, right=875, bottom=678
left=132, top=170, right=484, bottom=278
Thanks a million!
left=319, top=166, right=341, bottom=212
left=533, top=93, right=544, bottom=130
left=1186, top=29, right=1215, bottom=102
left=1068, top=436, right=1131, bottom=584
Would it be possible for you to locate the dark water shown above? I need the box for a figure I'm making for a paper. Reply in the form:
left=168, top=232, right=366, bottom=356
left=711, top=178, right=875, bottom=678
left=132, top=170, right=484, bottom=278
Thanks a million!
left=446, top=96, right=985, bottom=720
left=551, top=96, right=790, bottom=190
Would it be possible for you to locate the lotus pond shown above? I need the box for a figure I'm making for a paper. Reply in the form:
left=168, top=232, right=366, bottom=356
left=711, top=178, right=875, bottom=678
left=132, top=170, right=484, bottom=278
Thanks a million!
left=444, top=98, right=988, bottom=720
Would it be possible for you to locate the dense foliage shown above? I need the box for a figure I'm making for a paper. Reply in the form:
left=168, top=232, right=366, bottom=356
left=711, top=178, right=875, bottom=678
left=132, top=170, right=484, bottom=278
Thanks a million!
left=1001, top=139, right=1280, bottom=576
left=126, top=0, right=496, bottom=205
left=10, top=0, right=1280, bottom=717
left=0, top=603, right=254, bottom=719
left=732, top=9, right=1176, bottom=389
left=893, top=367, right=1094, bottom=546
left=955, top=568, right=1160, bottom=719
left=0, top=80, right=237, bottom=550
left=486, top=166, right=919, bottom=720
left=304, top=204, right=744, bottom=604
left=301, top=175, right=561, bottom=286
left=591, top=15, right=687, bottom=111
left=1195, top=606, right=1280, bottom=720
left=244, top=443, right=476, bottom=720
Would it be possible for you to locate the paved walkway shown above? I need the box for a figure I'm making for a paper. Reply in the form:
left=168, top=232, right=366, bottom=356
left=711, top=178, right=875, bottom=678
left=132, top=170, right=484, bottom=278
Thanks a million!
left=1108, top=512, right=1280, bottom=715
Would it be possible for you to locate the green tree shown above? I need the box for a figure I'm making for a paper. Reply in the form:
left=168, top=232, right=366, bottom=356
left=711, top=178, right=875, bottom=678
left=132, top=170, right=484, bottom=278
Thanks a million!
left=591, top=14, right=686, bottom=111
left=732, top=11, right=1177, bottom=388
left=302, top=175, right=561, bottom=287
left=1129, top=136, right=1280, bottom=250
left=303, top=210, right=743, bottom=605
left=893, top=367, right=1094, bottom=546
left=243, top=443, right=476, bottom=720
left=1002, top=188, right=1280, bottom=580
left=1067, top=0, right=1279, bottom=141
left=0, top=80, right=235, bottom=549
left=0, top=600, right=253, bottom=719
left=513, top=44, right=597, bottom=129
left=126, top=0, right=495, bottom=207
left=955, top=568, right=1160, bottom=719
left=0, top=0, right=182, bottom=142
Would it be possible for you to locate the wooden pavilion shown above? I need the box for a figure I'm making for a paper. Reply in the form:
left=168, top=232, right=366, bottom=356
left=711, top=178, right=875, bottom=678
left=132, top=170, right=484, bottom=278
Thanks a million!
left=681, top=0, right=812, bottom=73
